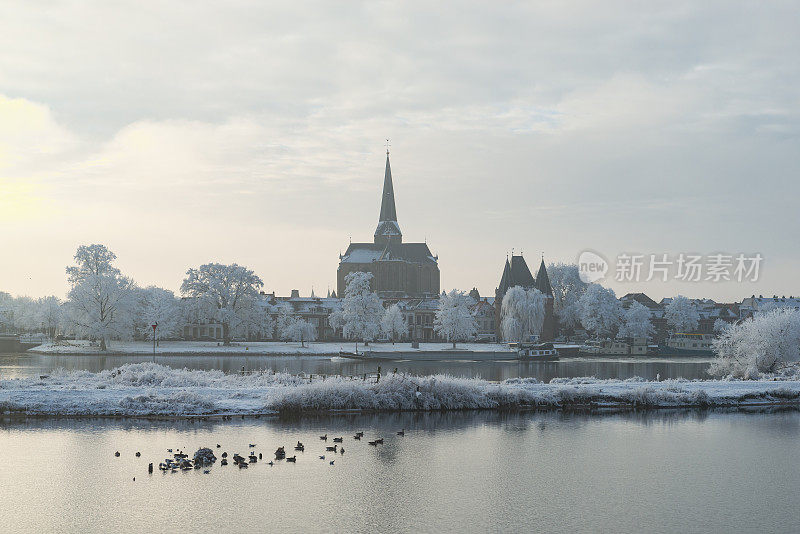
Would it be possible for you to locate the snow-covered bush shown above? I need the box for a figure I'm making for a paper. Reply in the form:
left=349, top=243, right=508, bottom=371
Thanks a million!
left=709, top=308, right=800, bottom=379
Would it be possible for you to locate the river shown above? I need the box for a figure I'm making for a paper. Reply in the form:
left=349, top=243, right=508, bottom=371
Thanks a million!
left=0, top=409, right=797, bottom=533
left=0, top=352, right=713, bottom=382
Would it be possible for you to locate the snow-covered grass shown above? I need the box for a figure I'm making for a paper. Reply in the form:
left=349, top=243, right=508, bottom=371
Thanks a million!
left=29, top=340, right=513, bottom=355
left=2, top=362, right=800, bottom=417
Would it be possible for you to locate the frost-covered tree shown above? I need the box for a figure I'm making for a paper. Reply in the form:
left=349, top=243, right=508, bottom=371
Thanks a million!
left=36, top=296, right=63, bottom=339
left=713, top=318, right=730, bottom=335
left=328, top=309, right=344, bottom=336
left=709, top=308, right=800, bottom=379
left=434, top=290, right=477, bottom=348
left=578, top=284, right=622, bottom=337
left=618, top=301, right=655, bottom=339
left=341, top=271, right=383, bottom=352
left=548, top=263, right=589, bottom=331
left=500, top=286, right=545, bottom=342
left=11, top=296, right=39, bottom=332
left=180, top=263, right=263, bottom=345
left=235, top=303, right=275, bottom=340
left=135, top=287, right=182, bottom=341
left=280, top=315, right=317, bottom=347
left=65, top=244, right=136, bottom=350
left=665, top=295, right=700, bottom=333
left=0, top=292, right=13, bottom=333
left=381, top=303, right=406, bottom=344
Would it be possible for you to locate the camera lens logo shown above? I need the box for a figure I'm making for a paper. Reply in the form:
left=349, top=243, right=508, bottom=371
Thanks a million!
left=578, top=251, right=608, bottom=283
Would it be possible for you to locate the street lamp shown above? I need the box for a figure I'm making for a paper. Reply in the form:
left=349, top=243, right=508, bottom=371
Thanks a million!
left=151, top=323, right=158, bottom=362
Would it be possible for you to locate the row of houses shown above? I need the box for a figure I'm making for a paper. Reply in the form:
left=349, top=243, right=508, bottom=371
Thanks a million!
left=182, top=288, right=499, bottom=343
left=619, top=293, right=800, bottom=343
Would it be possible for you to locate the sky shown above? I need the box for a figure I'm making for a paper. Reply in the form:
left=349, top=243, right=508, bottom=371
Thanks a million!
left=1, top=1, right=798, bottom=302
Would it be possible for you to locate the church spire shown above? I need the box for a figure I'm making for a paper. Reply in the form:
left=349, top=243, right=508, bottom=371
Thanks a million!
left=374, top=148, right=402, bottom=244
left=379, top=151, right=397, bottom=222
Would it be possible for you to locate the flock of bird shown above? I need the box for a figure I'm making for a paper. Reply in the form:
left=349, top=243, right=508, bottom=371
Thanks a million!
left=115, top=429, right=407, bottom=476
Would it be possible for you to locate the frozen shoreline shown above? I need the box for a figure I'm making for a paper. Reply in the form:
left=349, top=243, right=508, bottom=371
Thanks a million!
left=1, top=363, right=799, bottom=417
left=28, top=340, right=515, bottom=356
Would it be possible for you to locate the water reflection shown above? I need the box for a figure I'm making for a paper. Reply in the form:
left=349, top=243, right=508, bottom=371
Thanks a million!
left=0, top=352, right=713, bottom=381
left=1, top=410, right=799, bottom=533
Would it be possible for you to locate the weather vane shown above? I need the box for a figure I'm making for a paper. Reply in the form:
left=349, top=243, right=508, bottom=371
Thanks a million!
left=385, top=138, right=391, bottom=155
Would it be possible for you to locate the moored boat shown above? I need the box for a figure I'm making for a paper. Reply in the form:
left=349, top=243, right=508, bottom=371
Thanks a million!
left=510, top=342, right=559, bottom=361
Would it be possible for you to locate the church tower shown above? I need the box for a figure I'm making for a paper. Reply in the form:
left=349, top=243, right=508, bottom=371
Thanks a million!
left=337, top=149, right=439, bottom=300
left=374, top=151, right=403, bottom=245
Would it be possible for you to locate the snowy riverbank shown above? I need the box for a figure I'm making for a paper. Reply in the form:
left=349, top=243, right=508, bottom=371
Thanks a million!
left=1, top=363, right=799, bottom=416
left=29, top=340, right=513, bottom=356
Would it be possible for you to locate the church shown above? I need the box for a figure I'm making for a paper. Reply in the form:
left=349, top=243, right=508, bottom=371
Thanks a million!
left=337, top=151, right=440, bottom=300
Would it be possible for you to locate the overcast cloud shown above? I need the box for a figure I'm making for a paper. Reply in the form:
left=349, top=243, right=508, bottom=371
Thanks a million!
left=1, top=1, right=798, bottom=301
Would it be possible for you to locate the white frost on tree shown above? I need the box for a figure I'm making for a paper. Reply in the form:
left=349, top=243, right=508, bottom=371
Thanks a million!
left=709, top=308, right=800, bottom=379
left=381, top=303, right=406, bottom=344
left=434, top=290, right=477, bottom=348
left=500, top=286, right=545, bottom=343
left=65, top=244, right=136, bottom=351
left=180, top=263, right=263, bottom=345
left=547, top=263, right=589, bottom=331
left=617, top=301, right=655, bottom=339
left=665, top=295, right=700, bottom=333
left=36, top=296, right=63, bottom=339
left=280, top=315, right=317, bottom=347
left=713, top=318, right=730, bottom=335
left=135, top=287, right=182, bottom=341
left=578, top=284, right=622, bottom=338
left=341, top=271, right=383, bottom=353
left=235, top=303, right=275, bottom=341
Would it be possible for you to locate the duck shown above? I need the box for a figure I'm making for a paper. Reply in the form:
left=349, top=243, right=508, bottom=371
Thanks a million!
left=319, top=455, right=325, bottom=460
left=221, top=459, right=228, bottom=466
left=319, top=434, right=328, bottom=441
left=275, top=447, right=286, bottom=460
left=216, top=444, right=221, bottom=448
left=356, top=432, right=364, bottom=438
left=340, top=448, right=345, bottom=455
left=258, top=453, right=262, bottom=460
left=294, top=441, right=305, bottom=451
left=329, top=460, right=335, bottom=465
left=135, top=451, right=141, bottom=457
left=333, top=437, right=343, bottom=443
left=375, top=438, right=384, bottom=444
left=268, top=461, right=274, bottom=466
left=325, top=445, right=338, bottom=452
left=397, top=429, right=405, bottom=436
left=353, top=434, right=362, bottom=440
left=238, top=462, right=248, bottom=468
left=114, top=451, right=120, bottom=457
left=203, top=470, right=210, bottom=474
left=221, top=452, right=228, bottom=458
left=368, top=441, right=377, bottom=446
left=286, top=456, right=297, bottom=463
left=249, top=444, right=256, bottom=448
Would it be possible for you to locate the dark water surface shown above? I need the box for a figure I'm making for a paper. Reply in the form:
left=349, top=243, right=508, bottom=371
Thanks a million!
left=0, top=410, right=797, bottom=533
left=0, top=352, right=713, bottom=381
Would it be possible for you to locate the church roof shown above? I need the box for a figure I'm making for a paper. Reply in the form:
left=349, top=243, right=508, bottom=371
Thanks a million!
left=340, top=242, right=437, bottom=265
left=497, top=255, right=535, bottom=295
left=535, top=258, right=553, bottom=296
